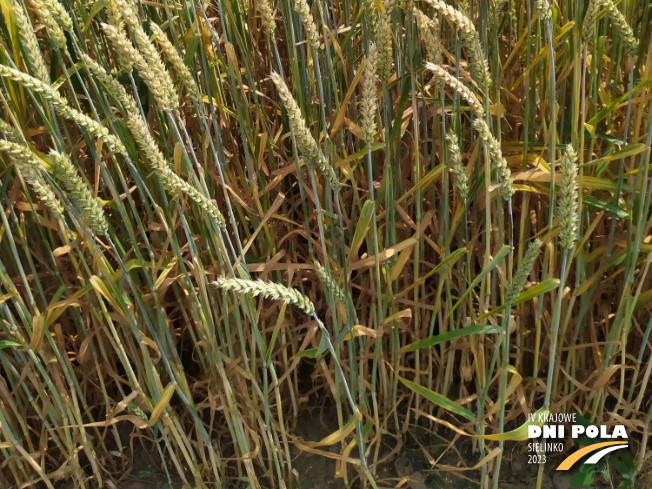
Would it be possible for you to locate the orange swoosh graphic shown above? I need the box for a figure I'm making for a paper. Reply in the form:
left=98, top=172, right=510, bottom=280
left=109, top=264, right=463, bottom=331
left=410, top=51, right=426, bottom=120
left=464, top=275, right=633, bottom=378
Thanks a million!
left=557, top=441, right=628, bottom=471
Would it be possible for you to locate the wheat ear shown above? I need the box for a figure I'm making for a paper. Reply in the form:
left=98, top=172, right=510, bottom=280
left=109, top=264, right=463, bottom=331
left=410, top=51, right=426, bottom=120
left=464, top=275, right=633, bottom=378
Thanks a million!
left=314, top=262, right=346, bottom=304
left=214, top=276, right=315, bottom=316
left=270, top=72, right=340, bottom=191
left=557, top=144, right=579, bottom=249
left=446, top=130, right=468, bottom=203
left=504, top=238, right=542, bottom=305
left=0, top=64, right=126, bottom=155
left=255, top=0, right=276, bottom=35
left=471, top=118, right=514, bottom=198
left=50, top=151, right=108, bottom=234
left=293, top=0, right=321, bottom=50
left=126, top=114, right=226, bottom=228
left=425, top=62, right=485, bottom=116
left=150, top=22, right=202, bottom=106
left=376, top=0, right=395, bottom=82
left=13, top=2, right=49, bottom=83
left=80, top=53, right=139, bottom=114
left=601, top=0, right=638, bottom=54
left=360, top=44, right=379, bottom=146
left=0, top=140, right=64, bottom=218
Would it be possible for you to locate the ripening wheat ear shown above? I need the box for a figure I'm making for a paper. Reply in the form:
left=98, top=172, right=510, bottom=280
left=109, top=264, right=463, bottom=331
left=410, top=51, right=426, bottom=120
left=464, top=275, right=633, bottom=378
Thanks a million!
left=293, top=0, right=320, bottom=50
left=150, top=22, right=202, bottom=107
left=214, top=276, right=315, bottom=316
left=425, top=63, right=485, bottom=116
left=126, top=114, right=226, bottom=228
left=471, top=118, right=514, bottom=198
left=270, top=72, right=341, bottom=191
left=0, top=65, right=127, bottom=156
left=582, top=0, right=600, bottom=43
left=13, top=2, right=49, bottom=83
left=557, top=144, right=579, bottom=249
left=376, top=0, right=395, bottom=82
left=27, top=0, right=69, bottom=51
left=360, top=44, right=379, bottom=147
left=0, top=119, right=25, bottom=145
left=101, top=18, right=177, bottom=111
left=49, top=151, right=109, bottom=235
left=446, top=130, right=468, bottom=203
left=535, top=0, right=552, bottom=21
left=80, top=53, right=139, bottom=114
left=0, top=140, right=65, bottom=219
left=504, top=238, right=542, bottom=305
left=414, top=9, right=443, bottom=91
left=256, top=0, right=276, bottom=35
left=423, top=0, right=490, bottom=89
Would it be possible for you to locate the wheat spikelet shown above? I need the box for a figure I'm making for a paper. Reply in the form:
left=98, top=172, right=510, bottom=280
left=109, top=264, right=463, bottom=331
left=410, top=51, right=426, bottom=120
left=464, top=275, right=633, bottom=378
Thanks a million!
left=150, top=22, right=202, bottom=106
left=293, top=0, right=320, bottom=50
left=0, top=140, right=64, bottom=218
left=101, top=22, right=177, bottom=111
left=601, top=0, right=638, bottom=54
left=557, top=144, right=579, bottom=249
left=13, top=2, right=49, bottom=83
left=423, top=0, right=490, bottom=88
left=446, top=130, right=468, bottom=203
left=360, top=44, right=379, bottom=146
left=256, top=0, right=276, bottom=35
left=214, top=276, right=315, bottom=316
left=425, top=63, right=484, bottom=116
left=376, top=0, right=395, bottom=82
left=270, top=72, right=340, bottom=191
left=50, top=151, right=108, bottom=234
left=471, top=118, right=514, bottom=198
left=504, top=238, right=542, bottom=305
left=314, top=262, right=346, bottom=304
left=80, top=53, right=139, bottom=114
left=126, top=113, right=226, bottom=228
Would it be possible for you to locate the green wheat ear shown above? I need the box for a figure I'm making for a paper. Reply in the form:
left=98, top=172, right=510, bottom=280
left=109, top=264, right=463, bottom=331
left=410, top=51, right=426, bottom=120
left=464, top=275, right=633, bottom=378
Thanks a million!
left=49, top=151, right=109, bottom=235
left=557, top=144, right=579, bottom=250
left=313, top=262, right=346, bottom=305
left=504, top=238, right=542, bottom=306
left=214, top=277, right=315, bottom=316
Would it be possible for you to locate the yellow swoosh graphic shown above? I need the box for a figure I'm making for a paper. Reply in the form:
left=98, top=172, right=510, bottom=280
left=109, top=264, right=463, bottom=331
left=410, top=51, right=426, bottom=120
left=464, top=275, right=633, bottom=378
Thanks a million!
left=557, top=441, right=628, bottom=471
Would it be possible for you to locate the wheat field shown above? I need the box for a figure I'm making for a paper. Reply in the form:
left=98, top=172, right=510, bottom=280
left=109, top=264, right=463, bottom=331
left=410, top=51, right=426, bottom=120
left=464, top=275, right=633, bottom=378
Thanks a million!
left=0, top=0, right=650, bottom=487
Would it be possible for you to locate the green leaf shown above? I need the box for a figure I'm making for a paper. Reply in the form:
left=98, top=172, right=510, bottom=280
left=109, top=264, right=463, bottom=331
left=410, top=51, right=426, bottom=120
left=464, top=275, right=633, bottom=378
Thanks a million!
left=583, top=195, right=629, bottom=218
left=349, top=200, right=375, bottom=259
left=401, top=325, right=499, bottom=352
left=0, top=340, right=21, bottom=349
left=450, top=245, right=511, bottom=314
left=397, top=374, right=475, bottom=421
